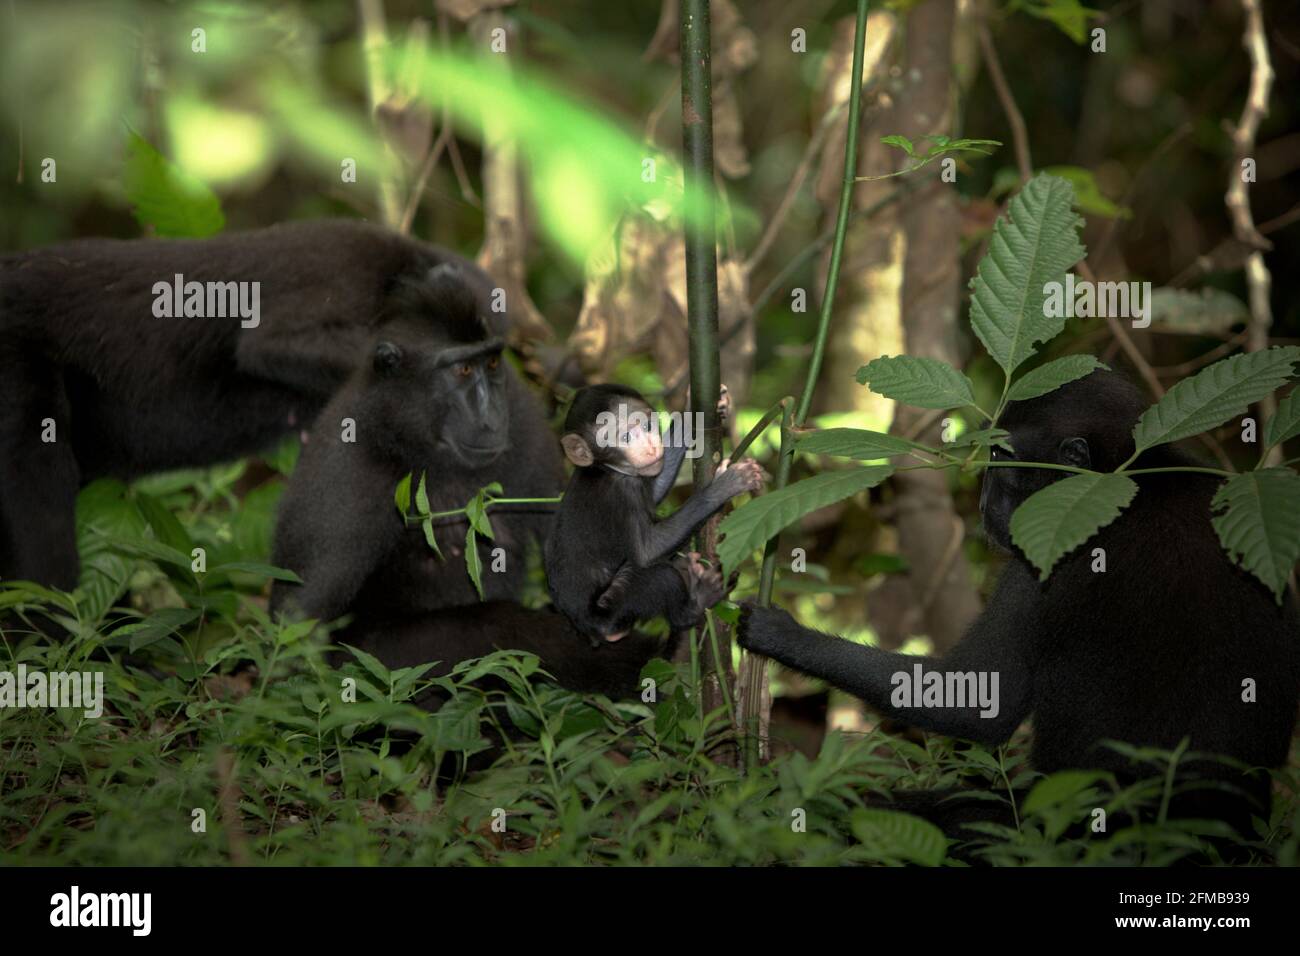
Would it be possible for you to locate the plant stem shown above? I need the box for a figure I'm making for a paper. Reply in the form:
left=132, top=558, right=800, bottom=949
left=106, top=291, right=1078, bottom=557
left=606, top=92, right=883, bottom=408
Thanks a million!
left=680, top=0, right=731, bottom=742
left=743, top=0, right=871, bottom=772
left=731, top=401, right=788, bottom=461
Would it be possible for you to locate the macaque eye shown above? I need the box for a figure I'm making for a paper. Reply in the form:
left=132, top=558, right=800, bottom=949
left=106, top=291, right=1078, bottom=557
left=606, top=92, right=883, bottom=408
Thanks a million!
left=457, top=363, right=473, bottom=378
left=487, top=354, right=500, bottom=370
left=622, top=432, right=632, bottom=444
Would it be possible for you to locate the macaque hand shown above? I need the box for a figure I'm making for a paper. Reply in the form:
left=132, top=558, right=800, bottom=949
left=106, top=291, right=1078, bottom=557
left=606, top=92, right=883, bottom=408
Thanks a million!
left=715, top=457, right=766, bottom=496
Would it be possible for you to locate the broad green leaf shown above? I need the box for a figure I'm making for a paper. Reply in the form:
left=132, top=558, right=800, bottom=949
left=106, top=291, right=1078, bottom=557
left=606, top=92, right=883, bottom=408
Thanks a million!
left=466, top=527, right=484, bottom=599
left=1010, top=473, right=1137, bottom=580
left=968, top=173, right=1085, bottom=375
left=1149, top=287, right=1248, bottom=335
left=796, top=428, right=922, bottom=460
left=1211, top=469, right=1300, bottom=602
left=1265, top=389, right=1300, bottom=450
left=1006, top=355, right=1107, bottom=403
left=850, top=808, right=947, bottom=866
left=395, top=473, right=412, bottom=517
left=1131, top=347, right=1300, bottom=454
left=122, top=130, right=225, bottom=237
left=856, top=356, right=977, bottom=410
left=717, top=466, right=894, bottom=577
left=1021, top=770, right=1108, bottom=816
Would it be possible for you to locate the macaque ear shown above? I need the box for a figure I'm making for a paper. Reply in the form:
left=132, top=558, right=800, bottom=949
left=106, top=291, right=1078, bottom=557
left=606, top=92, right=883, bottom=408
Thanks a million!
left=561, top=433, right=595, bottom=468
left=1059, top=436, right=1091, bottom=469
left=373, top=341, right=403, bottom=372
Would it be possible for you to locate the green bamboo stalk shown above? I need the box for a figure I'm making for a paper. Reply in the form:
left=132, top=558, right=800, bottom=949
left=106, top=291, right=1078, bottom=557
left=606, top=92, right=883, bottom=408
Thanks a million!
left=744, top=0, right=871, bottom=767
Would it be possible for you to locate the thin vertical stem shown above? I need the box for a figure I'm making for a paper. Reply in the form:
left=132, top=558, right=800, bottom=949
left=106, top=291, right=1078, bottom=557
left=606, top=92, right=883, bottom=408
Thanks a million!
left=745, top=0, right=870, bottom=768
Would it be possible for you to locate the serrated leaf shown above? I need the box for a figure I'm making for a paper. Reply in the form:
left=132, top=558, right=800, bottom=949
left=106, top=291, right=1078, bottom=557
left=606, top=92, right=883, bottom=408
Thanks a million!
left=717, top=466, right=893, bottom=577
left=1265, top=389, right=1300, bottom=450
left=122, top=131, right=225, bottom=238
left=1211, top=469, right=1300, bottom=603
left=1006, top=355, right=1107, bottom=402
left=856, top=356, right=977, bottom=410
left=968, top=173, right=1086, bottom=375
left=421, top=517, right=442, bottom=559
left=395, top=473, right=412, bottom=517
left=1021, top=770, right=1108, bottom=816
left=850, top=808, right=947, bottom=866
left=466, top=527, right=484, bottom=599
left=1131, top=347, right=1300, bottom=454
left=1010, top=473, right=1137, bottom=580
left=796, top=428, right=922, bottom=460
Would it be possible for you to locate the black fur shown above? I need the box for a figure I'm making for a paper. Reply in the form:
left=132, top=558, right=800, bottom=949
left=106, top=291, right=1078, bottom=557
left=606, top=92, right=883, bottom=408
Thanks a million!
left=0, top=220, right=512, bottom=590
left=269, top=267, right=562, bottom=622
left=544, top=384, right=761, bottom=644
left=739, top=370, right=1300, bottom=836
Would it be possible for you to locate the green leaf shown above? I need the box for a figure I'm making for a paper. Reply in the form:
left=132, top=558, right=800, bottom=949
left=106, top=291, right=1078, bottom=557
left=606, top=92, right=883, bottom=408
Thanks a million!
left=856, top=356, right=977, bottom=410
left=717, top=466, right=894, bottom=577
left=1042, top=165, right=1130, bottom=219
left=1131, top=347, right=1300, bottom=454
left=337, top=643, right=393, bottom=686
left=796, top=428, right=922, bottom=460
left=1149, top=287, right=1248, bottom=335
left=1211, top=469, right=1300, bottom=603
left=421, top=517, right=442, bottom=559
left=880, top=134, right=916, bottom=157
left=1265, top=389, right=1300, bottom=450
left=1013, top=0, right=1101, bottom=44
left=466, top=527, right=484, bottom=599
left=209, top=561, right=303, bottom=583
left=122, top=131, right=225, bottom=238
left=395, top=473, right=412, bottom=517
left=850, top=808, right=947, bottom=866
left=466, top=483, right=502, bottom=539
left=1021, top=770, right=1108, bottom=816
left=1010, top=473, right=1138, bottom=580
left=968, top=173, right=1086, bottom=375
left=1005, top=355, right=1107, bottom=403
left=942, top=428, right=1013, bottom=453
left=109, top=607, right=203, bottom=653
left=415, top=471, right=431, bottom=517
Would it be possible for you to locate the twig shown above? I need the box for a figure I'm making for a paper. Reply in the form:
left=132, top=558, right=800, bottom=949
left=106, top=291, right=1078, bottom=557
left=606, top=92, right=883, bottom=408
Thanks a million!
left=1228, top=0, right=1279, bottom=444
left=977, top=18, right=1031, bottom=183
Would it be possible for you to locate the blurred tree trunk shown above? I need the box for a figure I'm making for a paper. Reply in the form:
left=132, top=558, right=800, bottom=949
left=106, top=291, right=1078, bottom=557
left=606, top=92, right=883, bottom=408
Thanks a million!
left=886, top=0, right=981, bottom=654
left=817, top=1, right=979, bottom=655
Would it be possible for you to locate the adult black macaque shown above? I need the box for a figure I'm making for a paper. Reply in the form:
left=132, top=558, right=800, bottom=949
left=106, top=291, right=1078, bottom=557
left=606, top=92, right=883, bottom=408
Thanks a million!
left=740, top=370, right=1300, bottom=839
left=544, top=384, right=765, bottom=645
left=269, top=265, right=561, bottom=622
left=0, top=220, right=513, bottom=591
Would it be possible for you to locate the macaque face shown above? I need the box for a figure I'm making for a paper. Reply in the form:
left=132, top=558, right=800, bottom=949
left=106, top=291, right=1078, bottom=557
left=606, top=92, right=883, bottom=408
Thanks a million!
left=596, top=401, right=664, bottom=476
